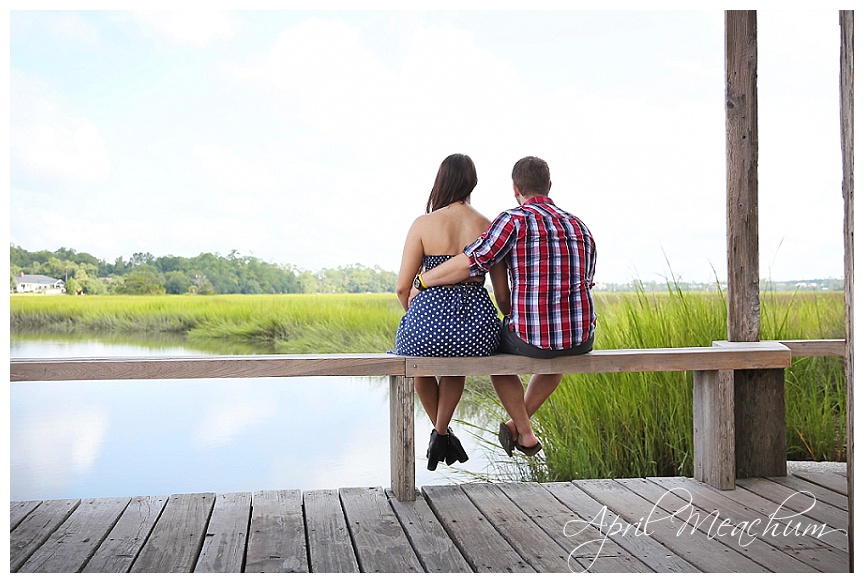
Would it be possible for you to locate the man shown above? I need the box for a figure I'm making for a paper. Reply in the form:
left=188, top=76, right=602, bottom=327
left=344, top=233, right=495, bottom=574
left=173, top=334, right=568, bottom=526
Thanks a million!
left=410, top=156, right=596, bottom=457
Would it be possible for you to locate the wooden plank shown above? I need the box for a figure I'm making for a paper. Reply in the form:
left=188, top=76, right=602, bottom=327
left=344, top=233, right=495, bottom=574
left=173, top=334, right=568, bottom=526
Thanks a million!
left=10, top=500, right=41, bottom=530
left=497, top=482, right=651, bottom=573
left=245, top=490, right=307, bottom=573
left=725, top=9, right=760, bottom=343
left=778, top=339, right=846, bottom=358
left=18, top=497, right=130, bottom=573
left=340, top=487, right=423, bottom=573
left=650, top=477, right=847, bottom=573
left=790, top=470, right=849, bottom=497
left=575, top=479, right=767, bottom=571
left=422, top=484, right=534, bottom=572
left=406, top=343, right=791, bottom=377
left=385, top=488, right=472, bottom=573
left=10, top=498, right=79, bottom=572
left=129, top=492, right=215, bottom=573
left=194, top=492, right=251, bottom=573
left=83, top=495, right=168, bottom=573
left=542, top=481, right=699, bottom=573
left=461, top=483, right=571, bottom=572
left=767, top=475, right=848, bottom=512
left=11, top=353, right=406, bottom=382
left=390, top=375, right=415, bottom=502
left=735, top=478, right=848, bottom=535
left=303, top=489, right=359, bottom=573
left=620, top=478, right=815, bottom=573
left=712, top=480, right=848, bottom=553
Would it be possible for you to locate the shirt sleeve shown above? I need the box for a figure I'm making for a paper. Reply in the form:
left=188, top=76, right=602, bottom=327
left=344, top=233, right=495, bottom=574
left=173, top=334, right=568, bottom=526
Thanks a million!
left=463, top=211, right=518, bottom=277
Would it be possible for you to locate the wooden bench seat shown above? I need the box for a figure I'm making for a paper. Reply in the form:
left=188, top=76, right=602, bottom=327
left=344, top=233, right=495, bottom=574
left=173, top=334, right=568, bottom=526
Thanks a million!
left=405, top=341, right=793, bottom=376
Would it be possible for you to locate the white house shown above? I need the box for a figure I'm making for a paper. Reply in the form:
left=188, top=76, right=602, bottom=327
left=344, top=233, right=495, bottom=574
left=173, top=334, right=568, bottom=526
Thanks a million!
left=14, top=274, right=66, bottom=294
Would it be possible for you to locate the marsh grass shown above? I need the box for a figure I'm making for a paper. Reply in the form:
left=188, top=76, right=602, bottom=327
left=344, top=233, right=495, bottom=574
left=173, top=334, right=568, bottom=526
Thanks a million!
left=11, top=294, right=404, bottom=353
left=11, top=287, right=846, bottom=480
left=463, top=285, right=846, bottom=482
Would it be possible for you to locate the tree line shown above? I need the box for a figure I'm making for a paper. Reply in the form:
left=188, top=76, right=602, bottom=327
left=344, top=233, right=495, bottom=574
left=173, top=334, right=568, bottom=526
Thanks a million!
left=10, top=245, right=397, bottom=295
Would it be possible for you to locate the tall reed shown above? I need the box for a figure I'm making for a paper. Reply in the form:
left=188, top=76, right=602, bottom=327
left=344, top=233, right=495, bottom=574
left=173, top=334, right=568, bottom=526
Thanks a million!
left=476, top=284, right=846, bottom=483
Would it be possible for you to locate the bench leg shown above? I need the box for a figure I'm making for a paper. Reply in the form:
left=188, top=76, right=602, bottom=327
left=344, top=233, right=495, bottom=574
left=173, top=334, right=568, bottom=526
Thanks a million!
left=693, top=370, right=736, bottom=490
left=732, top=368, right=787, bottom=478
left=390, top=375, right=416, bottom=501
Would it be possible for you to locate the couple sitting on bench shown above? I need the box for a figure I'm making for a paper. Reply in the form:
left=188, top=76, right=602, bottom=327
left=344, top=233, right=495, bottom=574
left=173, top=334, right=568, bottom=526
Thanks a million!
left=394, top=154, right=596, bottom=471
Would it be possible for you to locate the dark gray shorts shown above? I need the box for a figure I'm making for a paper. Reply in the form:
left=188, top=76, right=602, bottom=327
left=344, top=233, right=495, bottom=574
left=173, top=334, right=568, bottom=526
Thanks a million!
left=498, top=318, right=593, bottom=359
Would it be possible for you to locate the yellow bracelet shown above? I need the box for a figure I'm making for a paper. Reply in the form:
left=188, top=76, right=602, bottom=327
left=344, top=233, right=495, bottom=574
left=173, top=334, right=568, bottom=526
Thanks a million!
left=417, top=273, right=428, bottom=290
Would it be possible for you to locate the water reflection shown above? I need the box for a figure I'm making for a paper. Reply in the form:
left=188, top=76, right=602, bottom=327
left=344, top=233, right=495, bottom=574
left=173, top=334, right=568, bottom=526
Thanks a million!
left=10, top=337, right=504, bottom=501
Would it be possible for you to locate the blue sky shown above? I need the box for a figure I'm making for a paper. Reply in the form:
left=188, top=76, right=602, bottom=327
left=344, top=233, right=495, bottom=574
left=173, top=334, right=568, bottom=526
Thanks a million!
left=7, top=4, right=849, bottom=284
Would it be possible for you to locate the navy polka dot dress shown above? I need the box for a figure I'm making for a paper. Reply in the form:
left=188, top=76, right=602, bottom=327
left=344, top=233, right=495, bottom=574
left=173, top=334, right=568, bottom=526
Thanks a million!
left=395, top=255, right=501, bottom=357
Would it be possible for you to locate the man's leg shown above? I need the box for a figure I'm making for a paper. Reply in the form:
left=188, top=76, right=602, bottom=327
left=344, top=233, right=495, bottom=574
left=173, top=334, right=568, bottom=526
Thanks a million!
left=524, top=373, right=564, bottom=417
left=491, top=374, right=539, bottom=448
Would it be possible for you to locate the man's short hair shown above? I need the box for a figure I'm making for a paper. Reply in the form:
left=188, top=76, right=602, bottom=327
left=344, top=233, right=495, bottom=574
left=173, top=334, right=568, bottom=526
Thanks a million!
left=512, top=156, right=551, bottom=197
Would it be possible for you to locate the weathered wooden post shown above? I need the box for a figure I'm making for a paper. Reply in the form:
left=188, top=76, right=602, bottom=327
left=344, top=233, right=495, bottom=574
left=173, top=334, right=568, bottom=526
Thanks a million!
left=839, top=9, right=854, bottom=570
left=390, top=375, right=416, bottom=501
left=722, top=10, right=786, bottom=481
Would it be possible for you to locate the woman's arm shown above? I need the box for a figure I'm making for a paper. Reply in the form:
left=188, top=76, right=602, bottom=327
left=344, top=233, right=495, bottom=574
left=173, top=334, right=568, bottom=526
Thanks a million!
left=395, top=219, right=424, bottom=311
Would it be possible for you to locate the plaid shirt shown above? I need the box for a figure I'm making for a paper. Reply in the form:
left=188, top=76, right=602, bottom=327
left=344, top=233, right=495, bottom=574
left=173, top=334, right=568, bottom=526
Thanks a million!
left=464, top=196, right=596, bottom=350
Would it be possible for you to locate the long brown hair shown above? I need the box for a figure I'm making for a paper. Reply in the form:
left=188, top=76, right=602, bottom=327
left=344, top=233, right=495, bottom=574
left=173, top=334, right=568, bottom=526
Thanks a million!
left=425, top=154, right=477, bottom=213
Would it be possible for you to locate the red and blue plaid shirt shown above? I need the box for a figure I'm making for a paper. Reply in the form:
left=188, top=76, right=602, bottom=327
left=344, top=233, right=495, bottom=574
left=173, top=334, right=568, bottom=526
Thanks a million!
left=464, top=196, right=596, bottom=350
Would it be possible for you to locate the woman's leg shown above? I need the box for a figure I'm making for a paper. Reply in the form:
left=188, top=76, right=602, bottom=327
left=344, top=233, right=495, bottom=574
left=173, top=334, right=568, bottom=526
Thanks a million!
left=434, top=376, right=465, bottom=435
left=414, top=376, right=439, bottom=425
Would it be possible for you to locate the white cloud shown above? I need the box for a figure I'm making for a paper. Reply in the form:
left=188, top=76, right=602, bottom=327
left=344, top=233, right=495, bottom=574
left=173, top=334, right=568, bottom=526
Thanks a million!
left=10, top=74, right=111, bottom=186
left=132, top=11, right=237, bottom=47
left=49, top=12, right=102, bottom=44
left=193, top=143, right=282, bottom=192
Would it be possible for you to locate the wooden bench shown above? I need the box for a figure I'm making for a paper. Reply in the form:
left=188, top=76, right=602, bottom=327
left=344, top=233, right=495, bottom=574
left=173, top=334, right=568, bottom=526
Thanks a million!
left=10, top=339, right=845, bottom=501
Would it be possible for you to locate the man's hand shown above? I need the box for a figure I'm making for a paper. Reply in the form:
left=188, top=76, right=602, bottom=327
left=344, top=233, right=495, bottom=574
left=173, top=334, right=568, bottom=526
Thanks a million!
left=408, top=285, right=421, bottom=306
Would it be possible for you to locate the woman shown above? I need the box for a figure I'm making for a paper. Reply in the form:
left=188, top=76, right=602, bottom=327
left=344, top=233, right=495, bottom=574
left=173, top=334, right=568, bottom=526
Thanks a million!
left=394, top=153, right=510, bottom=471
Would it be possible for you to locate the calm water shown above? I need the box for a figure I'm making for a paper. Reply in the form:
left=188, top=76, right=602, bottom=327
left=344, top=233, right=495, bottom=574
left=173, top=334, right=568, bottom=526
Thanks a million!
left=10, top=338, right=501, bottom=501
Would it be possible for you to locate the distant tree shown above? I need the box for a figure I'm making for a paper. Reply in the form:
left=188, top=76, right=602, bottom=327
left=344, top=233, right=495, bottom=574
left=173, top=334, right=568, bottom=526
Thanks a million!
left=116, top=265, right=165, bottom=295
left=10, top=245, right=397, bottom=295
left=190, top=273, right=215, bottom=295
left=164, top=271, right=190, bottom=294
left=130, top=252, right=156, bottom=266
left=65, top=277, right=81, bottom=295
left=74, top=265, right=106, bottom=295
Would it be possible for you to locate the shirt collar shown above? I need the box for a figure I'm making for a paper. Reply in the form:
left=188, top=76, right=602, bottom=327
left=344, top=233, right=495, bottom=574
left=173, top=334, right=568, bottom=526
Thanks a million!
left=522, top=195, right=553, bottom=206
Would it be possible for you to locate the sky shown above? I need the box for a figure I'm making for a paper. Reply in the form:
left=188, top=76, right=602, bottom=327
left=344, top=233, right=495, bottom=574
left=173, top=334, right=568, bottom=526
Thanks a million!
left=6, top=3, right=852, bottom=285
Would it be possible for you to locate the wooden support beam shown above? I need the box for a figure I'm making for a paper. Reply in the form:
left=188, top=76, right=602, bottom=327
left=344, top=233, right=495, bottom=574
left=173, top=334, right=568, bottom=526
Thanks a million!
left=839, top=9, right=854, bottom=571
left=723, top=10, right=787, bottom=482
left=389, top=376, right=415, bottom=502
left=725, top=10, right=760, bottom=343
left=693, top=370, right=735, bottom=490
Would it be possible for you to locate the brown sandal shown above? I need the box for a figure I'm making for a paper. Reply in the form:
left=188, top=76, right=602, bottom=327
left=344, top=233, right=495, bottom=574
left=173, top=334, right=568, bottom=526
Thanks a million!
left=498, top=422, right=515, bottom=457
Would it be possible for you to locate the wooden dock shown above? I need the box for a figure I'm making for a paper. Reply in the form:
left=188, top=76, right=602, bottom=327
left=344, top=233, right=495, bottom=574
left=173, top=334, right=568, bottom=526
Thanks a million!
left=11, top=469, right=849, bottom=573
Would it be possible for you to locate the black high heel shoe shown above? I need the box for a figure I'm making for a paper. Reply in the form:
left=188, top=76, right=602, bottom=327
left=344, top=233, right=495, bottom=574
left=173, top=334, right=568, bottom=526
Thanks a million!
left=445, top=427, right=469, bottom=465
left=427, top=429, right=449, bottom=471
